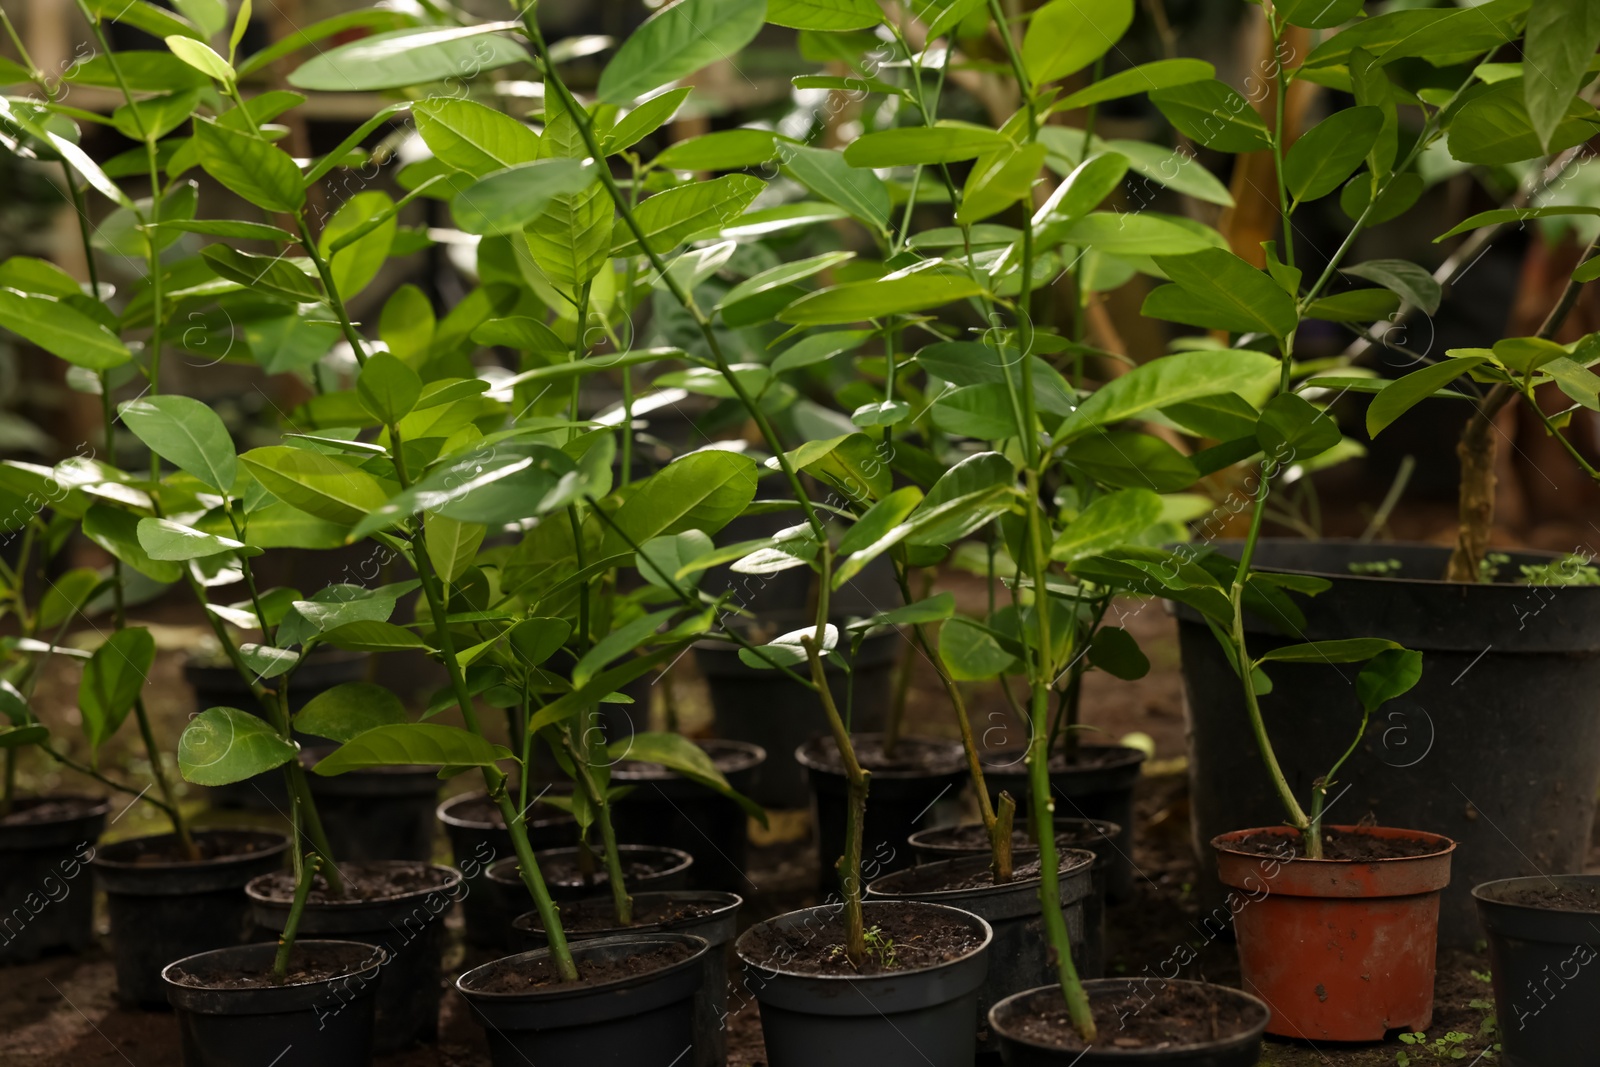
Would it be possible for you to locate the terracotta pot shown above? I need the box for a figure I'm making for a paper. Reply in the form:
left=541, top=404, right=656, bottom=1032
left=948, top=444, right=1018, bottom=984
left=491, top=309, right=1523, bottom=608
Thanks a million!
left=1211, top=825, right=1455, bottom=1041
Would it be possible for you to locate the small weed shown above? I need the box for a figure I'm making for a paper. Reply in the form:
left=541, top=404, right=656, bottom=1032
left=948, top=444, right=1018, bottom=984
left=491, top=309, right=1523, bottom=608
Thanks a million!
left=829, top=925, right=898, bottom=970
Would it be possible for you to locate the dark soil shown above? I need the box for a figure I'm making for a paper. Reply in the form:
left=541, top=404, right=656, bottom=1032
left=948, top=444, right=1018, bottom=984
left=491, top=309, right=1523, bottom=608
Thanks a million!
left=1498, top=882, right=1600, bottom=912
left=537, top=849, right=686, bottom=888
left=0, top=796, right=104, bottom=827
left=981, top=744, right=1142, bottom=774
left=464, top=941, right=696, bottom=993
left=446, top=793, right=571, bottom=829
left=97, top=829, right=281, bottom=865
left=166, top=943, right=380, bottom=990
left=916, top=821, right=1112, bottom=854
left=874, top=852, right=1095, bottom=894
left=535, top=895, right=719, bottom=934
left=1227, top=827, right=1447, bottom=862
left=740, top=905, right=986, bottom=976
left=1004, top=981, right=1263, bottom=1051
left=251, top=862, right=455, bottom=905
left=802, top=735, right=967, bottom=777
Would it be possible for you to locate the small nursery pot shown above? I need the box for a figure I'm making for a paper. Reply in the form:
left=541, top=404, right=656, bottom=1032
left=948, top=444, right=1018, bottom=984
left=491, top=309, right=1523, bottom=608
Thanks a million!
left=437, top=789, right=575, bottom=947
left=981, top=744, right=1144, bottom=903
left=798, top=734, right=967, bottom=891
left=486, top=845, right=694, bottom=938
left=247, top=861, right=462, bottom=1051
left=908, top=818, right=1120, bottom=978
left=457, top=931, right=710, bottom=1067
left=305, top=751, right=440, bottom=862
left=1211, top=825, right=1455, bottom=1041
left=93, top=828, right=289, bottom=1007
left=1473, top=874, right=1600, bottom=1066
left=736, top=899, right=993, bottom=1067
left=868, top=849, right=1097, bottom=1056
left=0, top=793, right=108, bottom=964
left=513, top=890, right=741, bottom=1067
left=162, top=939, right=384, bottom=1067
left=988, top=978, right=1270, bottom=1066
left=609, top=739, right=766, bottom=892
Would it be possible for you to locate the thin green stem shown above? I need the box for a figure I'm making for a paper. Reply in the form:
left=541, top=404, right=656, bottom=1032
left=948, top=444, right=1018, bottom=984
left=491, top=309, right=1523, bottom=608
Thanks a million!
left=272, top=853, right=320, bottom=981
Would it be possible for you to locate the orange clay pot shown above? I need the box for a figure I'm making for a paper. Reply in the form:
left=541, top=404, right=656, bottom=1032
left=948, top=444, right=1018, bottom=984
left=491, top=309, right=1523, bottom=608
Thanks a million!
left=1211, top=825, right=1455, bottom=1042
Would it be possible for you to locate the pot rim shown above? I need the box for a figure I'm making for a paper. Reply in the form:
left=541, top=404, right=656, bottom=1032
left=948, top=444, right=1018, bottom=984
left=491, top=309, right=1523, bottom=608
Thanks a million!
left=866, top=848, right=1096, bottom=900
left=988, top=978, right=1270, bottom=1058
left=246, top=860, right=463, bottom=907
left=435, top=788, right=575, bottom=831
left=610, top=737, right=767, bottom=781
left=735, top=899, right=994, bottom=982
left=456, top=931, right=710, bottom=1002
left=907, top=817, right=1123, bottom=850
left=160, top=938, right=387, bottom=994
left=0, top=792, right=112, bottom=826
left=1199, top=537, right=1588, bottom=589
left=1210, top=824, right=1458, bottom=865
left=1472, top=873, right=1600, bottom=914
left=979, top=743, right=1148, bottom=775
left=511, top=889, right=743, bottom=938
left=795, top=733, right=968, bottom=779
left=485, top=844, right=696, bottom=884
left=92, top=827, right=289, bottom=873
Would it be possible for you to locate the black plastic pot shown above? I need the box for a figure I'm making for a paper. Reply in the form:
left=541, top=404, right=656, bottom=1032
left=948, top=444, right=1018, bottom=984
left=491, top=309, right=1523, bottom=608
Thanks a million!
left=437, top=790, right=576, bottom=947
left=1474, top=874, right=1600, bottom=1065
left=868, top=849, right=1097, bottom=1056
left=696, top=623, right=901, bottom=808
left=457, top=931, right=709, bottom=1067
left=185, top=651, right=367, bottom=809
left=980, top=745, right=1143, bottom=904
left=988, top=979, right=1269, bottom=1065
left=162, top=939, right=384, bottom=1067
left=486, top=845, right=694, bottom=939
left=800, top=734, right=968, bottom=891
left=1176, top=539, right=1600, bottom=948
left=609, top=739, right=766, bottom=892
left=304, top=754, right=441, bottom=862
left=247, top=861, right=461, bottom=1052
left=513, top=890, right=741, bottom=1067
left=736, top=900, right=993, bottom=1066
left=0, top=793, right=108, bottom=964
left=93, top=828, right=289, bottom=1007
left=909, top=818, right=1120, bottom=977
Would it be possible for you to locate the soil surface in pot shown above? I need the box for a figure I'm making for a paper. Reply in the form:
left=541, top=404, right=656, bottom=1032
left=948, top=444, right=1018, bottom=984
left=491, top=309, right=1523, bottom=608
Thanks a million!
left=614, top=745, right=753, bottom=777
left=919, top=823, right=1107, bottom=852
left=1227, top=827, right=1444, bottom=861
left=537, top=896, right=718, bottom=933
left=806, top=735, right=965, bottom=775
left=466, top=941, right=697, bottom=993
left=446, top=793, right=568, bottom=828
left=1496, top=882, right=1600, bottom=910
left=538, top=852, right=682, bottom=887
left=166, top=943, right=378, bottom=990
left=742, top=906, right=983, bottom=976
left=104, top=830, right=279, bottom=864
left=878, top=856, right=1072, bottom=893
left=252, top=863, right=453, bottom=904
left=1009, top=981, right=1259, bottom=1050
left=1, top=796, right=103, bottom=826
left=982, top=747, right=1135, bottom=773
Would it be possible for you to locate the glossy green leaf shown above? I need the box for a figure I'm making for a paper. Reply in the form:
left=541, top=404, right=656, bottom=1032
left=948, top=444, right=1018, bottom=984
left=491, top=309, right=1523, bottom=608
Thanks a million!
left=1088, top=625, right=1149, bottom=679
left=1436, top=205, right=1600, bottom=242
left=1356, top=647, right=1423, bottom=714
left=939, top=616, right=1019, bottom=680
left=357, top=352, right=423, bottom=425
left=767, top=0, right=881, bottom=30
left=1366, top=356, right=1488, bottom=436
left=425, top=514, right=486, bottom=582
left=1054, top=59, right=1213, bottom=111
left=604, top=87, right=693, bottom=153
left=1285, top=106, right=1383, bottom=204
left=779, top=270, right=985, bottom=325
left=414, top=97, right=541, bottom=176
left=166, top=35, right=235, bottom=82
left=352, top=443, right=582, bottom=537
left=288, top=23, right=526, bottom=92
left=905, top=451, right=1016, bottom=546
left=317, top=620, right=432, bottom=653
left=1275, top=0, right=1363, bottom=28
left=1023, top=0, right=1132, bottom=84
left=312, top=723, right=511, bottom=773
left=1143, top=249, right=1298, bottom=339
left=1257, top=637, right=1402, bottom=664
left=1063, top=432, right=1199, bottom=492
left=612, top=174, right=763, bottom=255
left=178, top=707, right=298, bottom=785
left=137, top=517, right=256, bottom=560
left=1255, top=393, right=1341, bottom=464
left=636, top=530, right=714, bottom=589
left=1342, top=259, right=1441, bottom=316
left=1524, top=0, right=1600, bottom=153
left=738, top=623, right=836, bottom=670
left=320, top=190, right=396, bottom=298
left=119, top=395, right=236, bottom=492
left=240, top=446, right=394, bottom=526
left=573, top=608, right=681, bottom=688
left=1061, top=348, right=1279, bottom=438
left=610, top=732, right=765, bottom=823
left=1448, top=78, right=1600, bottom=165
left=1052, top=488, right=1163, bottom=563
left=781, top=144, right=891, bottom=231
left=0, top=290, right=131, bottom=369
left=843, top=124, right=1010, bottom=166
left=201, top=246, right=322, bottom=302
left=600, top=450, right=759, bottom=553
left=719, top=250, right=854, bottom=327
left=656, top=128, right=780, bottom=170
left=81, top=505, right=183, bottom=583
left=294, top=682, right=408, bottom=743
left=80, top=628, right=154, bottom=751
left=453, top=159, right=596, bottom=236
left=1305, top=288, right=1400, bottom=323
left=958, top=143, right=1048, bottom=224
left=1149, top=80, right=1271, bottom=152
left=597, top=0, right=768, bottom=105
left=0, top=725, right=47, bottom=750
left=192, top=118, right=304, bottom=212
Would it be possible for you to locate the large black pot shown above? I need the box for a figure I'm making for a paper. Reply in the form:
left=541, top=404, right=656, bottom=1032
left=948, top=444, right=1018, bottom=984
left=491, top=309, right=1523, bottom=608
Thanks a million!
left=799, top=734, right=968, bottom=892
left=513, top=890, right=741, bottom=1067
left=1474, top=874, right=1600, bottom=1066
left=736, top=900, right=993, bottom=1067
left=93, top=828, right=289, bottom=1007
left=247, top=861, right=461, bottom=1052
left=988, top=979, right=1269, bottom=1065
left=609, top=739, right=765, bottom=892
left=485, top=845, right=694, bottom=940
left=305, top=755, right=440, bottom=862
left=0, top=794, right=108, bottom=964
left=436, top=790, right=575, bottom=947
left=868, top=850, right=1097, bottom=1057
left=457, top=931, right=709, bottom=1067
left=980, top=745, right=1143, bottom=903
left=696, top=622, right=901, bottom=808
left=1176, top=539, right=1600, bottom=948
left=163, top=939, right=384, bottom=1066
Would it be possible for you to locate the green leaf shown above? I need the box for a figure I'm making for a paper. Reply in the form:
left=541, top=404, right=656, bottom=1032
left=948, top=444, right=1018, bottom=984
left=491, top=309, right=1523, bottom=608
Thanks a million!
left=453, top=159, right=597, bottom=236
left=1447, top=78, right=1600, bottom=165
left=288, top=23, right=527, bottom=92
left=1285, top=106, right=1382, bottom=204
left=1054, top=59, right=1213, bottom=111
left=958, top=143, right=1048, bottom=225
left=425, top=514, right=486, bottom=583
left=767, top=0, right=881, bottom=30
left=413, top=97, right=541, bottom=176
left=1061, top=349, right=1279, bottom=438
left=0, top=290, right=131, bottom=369
left=1088, top=625, right=1149, bottom=679
left=608, top=732, right=766, bottom=821
left=1543, top=356, right=1600, bottom=412
left=1338, top=171, right=1422, bottom=227
left=1052, top=488, right=1163, bottom=563
left=313, top=722, right=511, bottom=773
left=351, top=443, right=582, bottom=538
left=240, top=643, right=298, bottom=679
left=597, top=0, right=768, bottom=105
left=780, top=144, right=891, bottom=231
left=1366, top=356, right=1488, bottom=436
left=1063, top=432, right=1199, bottom=492
left=637, top=530, right=714, bottom=589
left=357, top=352, right=423, bottom=424
left=930, top=383, right=1019, bottom=439
left=37, top=569, right=104, bottom=631
left=851, top=592, right=957, bottom=630
left=1144, top=249, right=1298, bottom=339
left=836, top=484, right=922, bottom=558
left=320, top=190, right=396, bottom=298
left=1023, top=0, right=1132, bottom=84
left=1356, top=647, right=1423, bottom=714
left=166, top=35, right=235, bottom=82
left=112, top=89, right=203, bottom=143
left=85, top=0, right=204, bottom=41
left=778, top=432, right=893, bottom=505
left=573, top=607, right=681, bottom=688
left=1055, top=212, right=1223, bottom=256
left=0, top=725, right=48, bottom=750
left=603, top=87, right=693, bottom=153
left=843, top=124, right=1010, bottom=166
left=507, top=618, right=572, bottom=668
left=192, top=118, right=304, bottom=213
left=79, top=628, right=155, bottom=752
left=159, top=218, right=294, bottom=242
left=137, top=517, right=256, bottom=561
left=772, top=329, right=873, bottom=373
left=738, top=623, right=836, bottom=670
left=81, top=505, right=183, bottom=583
left=779, top=270, right=985, bottom=325
left=939, top=616, right=1019, bottom=680
left=1305, top=289, right=1401, bottom=323
left=906, top=451, right=1017, bottom=546
left=612, top=174, right=764, bottom=256
left=1436, top=205, right=1600, bottom=242
left=317, top=620, right=431, bottom=653
left=294, top=682, right=407, bottom=743
left=600, top=450, right=759, bottom=554
left=1524, top=0, right=1600, bottom=152
left=655, top=128, right=780, bottom=170
left=1163, top=392, right=1260, bottom=439
left=719, top=250, right=855, bottom=327
left=1150, top=80, right=1272, bottom=152
left=119, top=395, right=237, bottom=492
left=1342, top=259, right=1440, bottom=316
left=201, top=246, right=321, bottom=303
left=241, top=446, right=394, bottom=525
left=1276, top=0, right=1363, bottom=28
left=1255, top=393, right=1340, bottom=464
left=178, top=706, right=298, bottom=785
left=1257, top=637, right=1402, bottom=664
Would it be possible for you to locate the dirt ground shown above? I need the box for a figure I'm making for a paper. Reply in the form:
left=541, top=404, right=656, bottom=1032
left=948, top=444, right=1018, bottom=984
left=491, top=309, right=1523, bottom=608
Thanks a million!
left=0, top=589, right=1512, bottom=1066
